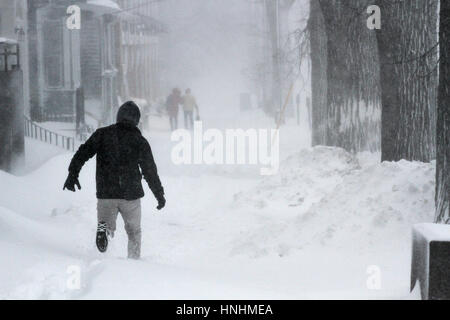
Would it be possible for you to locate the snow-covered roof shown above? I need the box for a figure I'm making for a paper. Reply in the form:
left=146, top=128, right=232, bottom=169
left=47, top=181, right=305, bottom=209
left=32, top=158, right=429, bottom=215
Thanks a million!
left=413, top=223, right=450, bottom=242
left=80, top=0, right=121, bottom=16
left=0, top=37, right=17, bottom=45
left=87, top=0, right=120, bottom=10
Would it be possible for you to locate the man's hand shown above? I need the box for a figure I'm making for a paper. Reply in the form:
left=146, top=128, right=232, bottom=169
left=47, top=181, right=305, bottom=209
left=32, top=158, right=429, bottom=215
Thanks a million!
left=63, top=173, right=81, bottom=192
left=156, top=193, right=166, bottom=210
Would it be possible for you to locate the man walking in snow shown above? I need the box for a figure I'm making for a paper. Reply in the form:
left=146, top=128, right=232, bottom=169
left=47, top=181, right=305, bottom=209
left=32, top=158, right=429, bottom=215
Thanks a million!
left=63, top=101, right=166, bottom=259
left=181, top=88, right=199, bottom=130
left=166, top=88, right=182, bottom=131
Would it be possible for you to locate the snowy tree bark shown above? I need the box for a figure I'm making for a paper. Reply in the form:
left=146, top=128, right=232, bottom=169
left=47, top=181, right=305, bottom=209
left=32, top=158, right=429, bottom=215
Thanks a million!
left=316, top=0, right=381, bottom=152
left=309, top=0, right=327, bottom=146
left=435, top=0, right=450, bottom=224
left=376, top=0, right=438, bottom=162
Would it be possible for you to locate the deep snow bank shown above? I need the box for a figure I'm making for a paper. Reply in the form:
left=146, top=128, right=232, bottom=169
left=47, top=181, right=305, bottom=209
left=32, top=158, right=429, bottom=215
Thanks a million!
left=232, top=146, right=435, bottom=257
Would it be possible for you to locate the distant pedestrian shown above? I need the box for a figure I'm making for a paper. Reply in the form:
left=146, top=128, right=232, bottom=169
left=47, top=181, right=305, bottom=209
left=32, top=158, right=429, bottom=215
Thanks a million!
left=165, top=88, right=182, bottom=131
left=181, top=88, right=199, bottom=130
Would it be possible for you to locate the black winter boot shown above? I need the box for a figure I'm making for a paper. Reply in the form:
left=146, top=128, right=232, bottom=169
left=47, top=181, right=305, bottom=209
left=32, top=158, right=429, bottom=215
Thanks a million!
left=96, top=221, right=108, bottom=253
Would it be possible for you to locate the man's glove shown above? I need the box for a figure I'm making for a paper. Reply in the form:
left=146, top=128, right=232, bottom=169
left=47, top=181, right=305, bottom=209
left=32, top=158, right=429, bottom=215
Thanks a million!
left=156, top=193, right=166, bottom=210
left=63, top=173, right=81, bottom=192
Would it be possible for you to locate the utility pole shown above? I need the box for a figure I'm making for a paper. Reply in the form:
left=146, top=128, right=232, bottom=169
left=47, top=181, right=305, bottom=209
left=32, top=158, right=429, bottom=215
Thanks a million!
left=262, top=0, right=268, bottom=110
left=275, top=0, right=282, bottom=117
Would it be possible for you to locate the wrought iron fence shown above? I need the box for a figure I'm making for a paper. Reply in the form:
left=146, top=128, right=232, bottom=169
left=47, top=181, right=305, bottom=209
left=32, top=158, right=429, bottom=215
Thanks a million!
left=24, top=116, right=75, bottom=152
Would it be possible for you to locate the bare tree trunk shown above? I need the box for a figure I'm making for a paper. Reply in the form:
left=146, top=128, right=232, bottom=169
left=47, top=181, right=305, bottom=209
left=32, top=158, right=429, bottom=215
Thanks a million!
left=435, top=0, right=450, bottom=224
left=309, top=0, right=328, bottom=146
left=376, top=0, right=438, bottom=162
left=265, top=0, right=282, bottom=115
left=317, top=0, right=381, bottom=152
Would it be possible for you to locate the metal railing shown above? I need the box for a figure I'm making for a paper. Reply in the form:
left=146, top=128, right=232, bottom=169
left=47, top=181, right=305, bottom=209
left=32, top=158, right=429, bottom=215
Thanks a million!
left=24, top=116, right=75, bottom=152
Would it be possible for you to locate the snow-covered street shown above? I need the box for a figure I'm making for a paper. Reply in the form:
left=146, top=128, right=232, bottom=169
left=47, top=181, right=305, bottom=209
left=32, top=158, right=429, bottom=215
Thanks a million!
left=0, top=109, right=435, bottom=299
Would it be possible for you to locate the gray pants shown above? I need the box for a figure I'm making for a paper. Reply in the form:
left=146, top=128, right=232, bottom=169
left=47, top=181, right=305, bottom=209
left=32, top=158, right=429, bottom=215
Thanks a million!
left=97, top=199, right=142, bottom=259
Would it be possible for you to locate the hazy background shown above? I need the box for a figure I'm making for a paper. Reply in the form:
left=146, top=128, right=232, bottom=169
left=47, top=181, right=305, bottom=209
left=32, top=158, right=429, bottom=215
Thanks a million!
left=159, top=0, right=255, bottom=118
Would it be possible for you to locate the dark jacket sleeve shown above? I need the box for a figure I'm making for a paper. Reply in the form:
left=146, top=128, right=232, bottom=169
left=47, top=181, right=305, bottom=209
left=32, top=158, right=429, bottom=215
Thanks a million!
left=68, top=129, right=102, bottom=177
left=139, top=138, right=164, bottom=197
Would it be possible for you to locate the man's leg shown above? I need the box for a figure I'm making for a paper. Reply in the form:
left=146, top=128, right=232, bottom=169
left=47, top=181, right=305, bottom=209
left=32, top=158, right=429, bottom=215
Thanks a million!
left=119, top=199, right=142, bottom=259
left=184, top=111, right=189, bottom=129
left=170, top=116, right=178, bottom=130
left=188, top=111, right=194, bottom=129
left=97, top=199, right=119, bottom=236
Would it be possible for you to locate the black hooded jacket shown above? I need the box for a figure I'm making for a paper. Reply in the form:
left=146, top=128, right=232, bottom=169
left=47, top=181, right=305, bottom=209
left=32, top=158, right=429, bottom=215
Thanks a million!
left=68, top=102, right=164, bottom=200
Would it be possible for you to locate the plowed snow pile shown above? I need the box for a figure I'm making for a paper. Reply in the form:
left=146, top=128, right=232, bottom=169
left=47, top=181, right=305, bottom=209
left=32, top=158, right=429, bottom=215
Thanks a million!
left=231, top=147, right=435, bottom=257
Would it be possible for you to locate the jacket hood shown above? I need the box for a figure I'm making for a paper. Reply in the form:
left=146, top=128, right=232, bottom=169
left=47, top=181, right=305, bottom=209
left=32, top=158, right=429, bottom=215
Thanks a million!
left=116, top=101, right=141, bottom=126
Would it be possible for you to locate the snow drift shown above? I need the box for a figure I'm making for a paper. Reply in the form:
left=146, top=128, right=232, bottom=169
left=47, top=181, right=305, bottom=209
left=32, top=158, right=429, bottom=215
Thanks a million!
left=232, top=146, right=435, bottom=257
left=0, top=145, right=435, bottom=299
